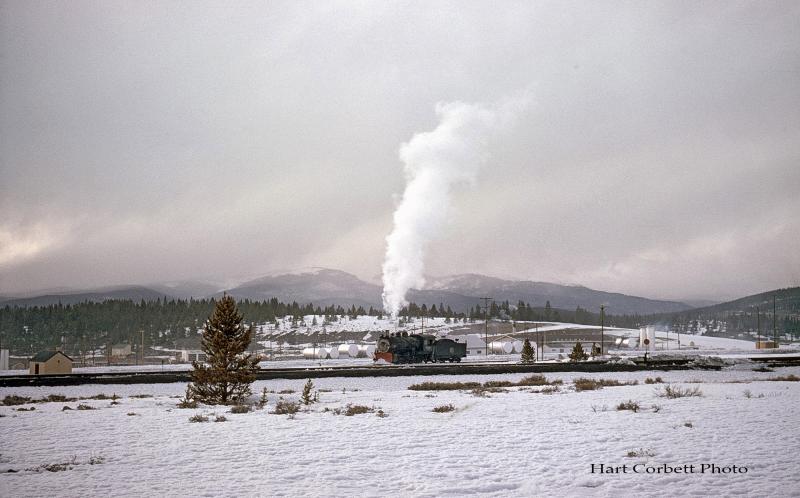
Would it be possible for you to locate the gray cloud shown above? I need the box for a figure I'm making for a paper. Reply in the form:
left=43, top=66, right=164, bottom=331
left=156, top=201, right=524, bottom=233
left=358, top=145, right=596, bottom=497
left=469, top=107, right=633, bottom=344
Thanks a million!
left=1, top=1, right=798, bottom=301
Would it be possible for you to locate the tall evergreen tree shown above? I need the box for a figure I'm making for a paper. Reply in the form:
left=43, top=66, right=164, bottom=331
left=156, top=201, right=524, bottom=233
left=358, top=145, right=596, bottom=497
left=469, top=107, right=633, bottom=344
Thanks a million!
left=568, top=341, right=588, bottom=362
left=188, top=296, right=259, bottom=405
left=520, top=338, right=535, bottom=364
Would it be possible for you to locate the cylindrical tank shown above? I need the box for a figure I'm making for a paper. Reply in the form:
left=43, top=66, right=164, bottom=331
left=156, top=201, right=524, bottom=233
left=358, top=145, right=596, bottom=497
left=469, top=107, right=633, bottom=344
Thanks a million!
left=489, top=341, right=513, bottom=354
left=512, top=340, right=524, bottom=353
left=325, top=347, right=339, bottom=359
left=302, top=347, right=327, bottom=359
left=338, top=344, right=359, bottom=358
left=359, top=344, right=376, bottom=358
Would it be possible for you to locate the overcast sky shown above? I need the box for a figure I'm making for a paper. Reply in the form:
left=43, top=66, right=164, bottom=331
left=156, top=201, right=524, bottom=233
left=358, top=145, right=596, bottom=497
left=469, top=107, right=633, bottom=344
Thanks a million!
left=1, top=1, right=798, bottom=301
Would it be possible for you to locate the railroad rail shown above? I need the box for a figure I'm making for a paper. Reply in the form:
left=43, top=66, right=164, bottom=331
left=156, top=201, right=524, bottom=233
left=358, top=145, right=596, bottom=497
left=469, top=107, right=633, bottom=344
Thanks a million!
left=2, top=355, right=799, bottom=387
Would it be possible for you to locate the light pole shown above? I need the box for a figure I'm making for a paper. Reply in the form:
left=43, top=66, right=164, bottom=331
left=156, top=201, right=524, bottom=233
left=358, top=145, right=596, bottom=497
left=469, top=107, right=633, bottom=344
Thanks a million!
left=480, top=297, right=493, bottom=357
left=599, top=305, right=605, bottom=356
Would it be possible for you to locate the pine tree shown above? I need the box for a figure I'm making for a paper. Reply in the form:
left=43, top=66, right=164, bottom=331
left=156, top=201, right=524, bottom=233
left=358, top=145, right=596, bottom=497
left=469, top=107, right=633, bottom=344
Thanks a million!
left=568, top=341, right=588, bottom=362
left=520, top=338, right=535, bottom=364
left=301, top=378, right=315, bottom=405
left=188, top=296, right=259, bottom=405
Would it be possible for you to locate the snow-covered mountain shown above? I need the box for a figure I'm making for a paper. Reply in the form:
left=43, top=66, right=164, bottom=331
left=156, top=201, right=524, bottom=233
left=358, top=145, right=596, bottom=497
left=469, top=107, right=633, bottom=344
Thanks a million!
left=0, top=268, right=695, bottom=314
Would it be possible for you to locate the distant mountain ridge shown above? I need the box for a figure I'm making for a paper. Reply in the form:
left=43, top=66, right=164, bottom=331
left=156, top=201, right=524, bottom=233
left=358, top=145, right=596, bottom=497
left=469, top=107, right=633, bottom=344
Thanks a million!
left=0, top=268, right=696, bottom=314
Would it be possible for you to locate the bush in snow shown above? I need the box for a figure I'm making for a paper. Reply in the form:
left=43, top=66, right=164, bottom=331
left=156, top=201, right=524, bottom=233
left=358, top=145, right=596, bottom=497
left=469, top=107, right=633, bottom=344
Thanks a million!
left=616, top=400, right=640, bottom=412
left=272, top=398, right=300, bottom=415
left=189, top=414, right=209, bottom=423
left=644, top=377, right=663, bottom=384
left=656, top=385, right=703, bottom=398
left=432, top=404, right=456, bottom=413
left=230, top=404, right=251, bottom=414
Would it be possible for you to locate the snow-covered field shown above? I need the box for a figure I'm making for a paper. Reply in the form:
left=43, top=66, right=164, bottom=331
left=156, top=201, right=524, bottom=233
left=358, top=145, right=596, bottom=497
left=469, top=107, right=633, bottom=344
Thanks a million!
left=2, top=364, right=799, bottom=497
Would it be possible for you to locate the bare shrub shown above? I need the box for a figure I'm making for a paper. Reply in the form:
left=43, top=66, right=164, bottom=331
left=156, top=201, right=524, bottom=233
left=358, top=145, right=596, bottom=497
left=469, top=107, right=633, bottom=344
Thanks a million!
left=684, top=421, right=693, bottom=428
left=483, top=380, right=515, bottom=388
left=376, top=409, right=388, bottom=418
left=272, top=398, right=300, bottom=415
left=644, top=377, right=664, bottom=384
left=189, top=414, right=209, bottom=423
left=126, top=412, right=137, bottom=416
left=591, top=404, right=608, bottom=413
left=408, top=381, right=481, bottom=391
left=656, top=385, right=703, bottom=398
left=540, top=386, right=560, bottom=394
left=516, top=375, right=562, bottom=387
left=176, top=386, right=198, bottom=409
left=130, top=394, right=153, bottom=399
left=626, top=448, right=655, bottom=458
left=16, top=406, right=35, bottom=411
left=768, top=375, right=800, bottom=382
left=86, top=394, right=110, bottom=400
left=651, top=404, right=662, bottom=413
left=616, top=400, right=640, bottom=412
left=230, top=404, right=251, bottom=414
left=214, top=415, right=228, bottom=422
left=344, top=404, right=372, bottom=416
left=2, top=395, right=31, bottom=406
left=88, top=455, right=105, bottom=465
left=76, top=404, right=95, bottom=410
left=432, top=404, right=456, bottom=413
left=258, top=387, right=269, bottom=409
left=278, top=389, right=296, bottom=394
left=45, top=394, right=76, bottom=403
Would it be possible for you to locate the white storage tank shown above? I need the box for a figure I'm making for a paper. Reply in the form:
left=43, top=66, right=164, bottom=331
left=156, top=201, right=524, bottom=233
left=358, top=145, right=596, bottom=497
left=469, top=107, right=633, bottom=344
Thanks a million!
left=489, top=341, right=513, bottom=354
left=302, top=347, right=327, bottom=359
left=325, top=347, right=339, bottom=359
left=512, top=340, right=524, bottom=353
left=361, top=344, right=376, bottom=358
left=338, top=344, right=359, bottom=358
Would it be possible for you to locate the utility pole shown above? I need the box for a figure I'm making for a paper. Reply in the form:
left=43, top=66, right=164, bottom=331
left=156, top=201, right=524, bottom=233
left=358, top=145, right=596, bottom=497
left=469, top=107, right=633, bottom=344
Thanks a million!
left=600, top=305, right=605, bottom=356
left=141, top=329, right=145, bottom=366
left=480, top=297, right=493, bottom=357
left=756, top=306, right=760, bottom=346
left=773, top=295, right=777, bottom=347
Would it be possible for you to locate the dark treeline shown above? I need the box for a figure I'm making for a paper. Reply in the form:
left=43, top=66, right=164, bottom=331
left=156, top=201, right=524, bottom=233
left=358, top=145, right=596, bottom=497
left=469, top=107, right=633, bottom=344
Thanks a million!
left=0, top=298, right=387, bottom=356
left=3, top=288, right=798, bottom=357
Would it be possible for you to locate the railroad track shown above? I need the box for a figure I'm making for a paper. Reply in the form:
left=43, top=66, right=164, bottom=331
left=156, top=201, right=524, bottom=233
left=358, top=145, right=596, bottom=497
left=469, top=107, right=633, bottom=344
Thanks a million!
left=2, top=356, right=799, bottom=388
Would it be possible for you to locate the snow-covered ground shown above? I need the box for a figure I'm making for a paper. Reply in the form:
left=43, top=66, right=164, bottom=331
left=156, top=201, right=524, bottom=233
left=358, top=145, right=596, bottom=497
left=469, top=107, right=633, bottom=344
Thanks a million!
left=2, top=364, right=799, bottom=497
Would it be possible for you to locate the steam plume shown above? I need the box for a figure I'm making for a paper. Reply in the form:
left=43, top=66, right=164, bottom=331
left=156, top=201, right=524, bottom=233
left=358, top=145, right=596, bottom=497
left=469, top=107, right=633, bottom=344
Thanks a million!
left=381, top=97, right=528, bottom=317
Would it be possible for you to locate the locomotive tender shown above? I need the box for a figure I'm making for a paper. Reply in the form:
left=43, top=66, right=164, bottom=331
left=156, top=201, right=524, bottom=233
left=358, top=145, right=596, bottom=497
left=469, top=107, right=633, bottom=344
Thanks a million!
left=374, top=332, right=467, bottom=364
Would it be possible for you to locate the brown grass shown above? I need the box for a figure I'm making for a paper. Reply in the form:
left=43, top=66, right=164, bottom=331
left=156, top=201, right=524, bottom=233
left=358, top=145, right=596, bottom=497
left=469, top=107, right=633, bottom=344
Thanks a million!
left=432, top=404, right=456, bottom=413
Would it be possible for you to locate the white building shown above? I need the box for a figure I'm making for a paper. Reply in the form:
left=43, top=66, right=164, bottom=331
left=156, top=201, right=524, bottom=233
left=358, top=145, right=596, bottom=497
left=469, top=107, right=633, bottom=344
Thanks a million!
left=178, top=350, right=206, bottom=362
left=448, top=334, right=487, bottom=357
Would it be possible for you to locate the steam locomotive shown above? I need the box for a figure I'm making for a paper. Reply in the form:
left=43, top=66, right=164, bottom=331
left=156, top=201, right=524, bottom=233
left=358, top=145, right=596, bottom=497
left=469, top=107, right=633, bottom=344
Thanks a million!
left=374, top=332, right=467, bottom=364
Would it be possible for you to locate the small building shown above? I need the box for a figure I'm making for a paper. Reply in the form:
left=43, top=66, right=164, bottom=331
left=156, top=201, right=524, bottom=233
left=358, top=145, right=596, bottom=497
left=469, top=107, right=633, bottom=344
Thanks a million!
left=448, top=334, right=487, bottom=357
left=756, top=341, right=778, bottom=349
left=29, top=351, right=73, bottom=375
left=177, top=349, right=207, bottom=363
left=111, top=343, right=133, bottom=358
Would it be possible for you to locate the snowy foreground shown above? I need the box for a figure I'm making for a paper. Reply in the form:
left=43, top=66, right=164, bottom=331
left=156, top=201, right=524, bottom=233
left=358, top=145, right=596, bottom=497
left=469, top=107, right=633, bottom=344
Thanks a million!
left=2, top=365, right=800, bottom=497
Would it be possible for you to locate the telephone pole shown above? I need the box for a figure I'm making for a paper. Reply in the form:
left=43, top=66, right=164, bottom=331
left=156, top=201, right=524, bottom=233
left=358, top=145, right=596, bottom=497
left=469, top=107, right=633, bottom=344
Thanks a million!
left=756, top=306, right=760, bottom=345
left=773, top=295, right=777, bottom=347
left=600, top=305, right=605, bottom=356
left=480, top=297, right=493, bottom=357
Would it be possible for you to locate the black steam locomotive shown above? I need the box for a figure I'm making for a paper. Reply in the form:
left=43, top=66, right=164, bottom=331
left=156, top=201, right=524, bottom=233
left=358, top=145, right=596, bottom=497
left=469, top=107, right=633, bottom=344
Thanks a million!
left=374, top=332, right=466, bottom=364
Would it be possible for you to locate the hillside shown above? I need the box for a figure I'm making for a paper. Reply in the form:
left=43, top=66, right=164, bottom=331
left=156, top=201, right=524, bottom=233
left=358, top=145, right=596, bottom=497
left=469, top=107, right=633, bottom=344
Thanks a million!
left=1, top=268, right=695, bottom=315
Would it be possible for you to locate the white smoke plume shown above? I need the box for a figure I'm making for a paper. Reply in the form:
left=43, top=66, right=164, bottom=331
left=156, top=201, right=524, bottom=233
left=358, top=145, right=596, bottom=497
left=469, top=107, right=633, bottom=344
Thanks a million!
left=381, top=96, right=529, bottom=317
